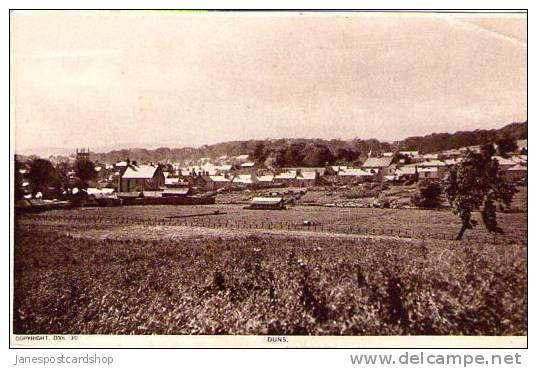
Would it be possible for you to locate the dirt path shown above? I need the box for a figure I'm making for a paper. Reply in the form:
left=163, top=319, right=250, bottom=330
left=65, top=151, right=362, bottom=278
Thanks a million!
left=52, top=224, right=418, bottom=243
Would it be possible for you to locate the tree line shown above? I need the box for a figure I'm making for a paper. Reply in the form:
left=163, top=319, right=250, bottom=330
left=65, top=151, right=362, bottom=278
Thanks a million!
left=25, top=121, right=525, bottom=166
left=15, top=157, right=98, bottom=201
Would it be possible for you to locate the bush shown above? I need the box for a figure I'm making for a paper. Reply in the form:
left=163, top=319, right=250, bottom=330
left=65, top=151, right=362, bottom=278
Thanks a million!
left=411, top=181, right=442, bottom=208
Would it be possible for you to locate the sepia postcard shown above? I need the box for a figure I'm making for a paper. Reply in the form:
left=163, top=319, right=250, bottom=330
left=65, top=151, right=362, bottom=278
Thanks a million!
left=10, top=9, right=527, bottom=348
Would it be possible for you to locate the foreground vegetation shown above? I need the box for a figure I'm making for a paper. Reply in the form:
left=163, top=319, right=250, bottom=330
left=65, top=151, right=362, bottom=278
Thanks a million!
left=14, top=226, right=526, bottom=335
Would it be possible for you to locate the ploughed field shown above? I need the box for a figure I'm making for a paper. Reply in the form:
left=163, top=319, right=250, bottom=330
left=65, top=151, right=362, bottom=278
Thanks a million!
left=14, top=202, right=527, bottom=335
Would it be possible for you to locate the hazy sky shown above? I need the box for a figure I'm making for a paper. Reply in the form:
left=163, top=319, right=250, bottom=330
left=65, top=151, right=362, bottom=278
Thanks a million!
left=11, top=11, right=527, bottom=151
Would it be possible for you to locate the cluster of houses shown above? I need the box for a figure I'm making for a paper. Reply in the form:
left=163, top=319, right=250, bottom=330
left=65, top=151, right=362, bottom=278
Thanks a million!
left=15, top=141, right=527, bottom=211
left=113, top=141, right=527, bottom=195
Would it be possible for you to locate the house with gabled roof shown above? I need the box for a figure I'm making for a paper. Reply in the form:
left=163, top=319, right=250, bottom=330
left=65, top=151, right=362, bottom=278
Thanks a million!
left=416, top=159, right=448, bottom=178
left=337, top=168, right=374, bottom=184
left=296, top=170, right=320, bottom=187
left=273, top=170, right=298, bottom=186
left=394, top=165, right=417, bottom=181
left=199, top=175, right=231, bottom=191
left=120, top=165, right=165, bottom=192
left=362, top=156, right=397, bottom=176
left=232, top=174, right=259, bottom=188
left=257, top=174, right=274, bottom=188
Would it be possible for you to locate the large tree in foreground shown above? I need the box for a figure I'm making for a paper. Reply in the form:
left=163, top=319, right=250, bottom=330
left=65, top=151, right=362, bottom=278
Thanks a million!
left=443, top=150, right=517, bottom=240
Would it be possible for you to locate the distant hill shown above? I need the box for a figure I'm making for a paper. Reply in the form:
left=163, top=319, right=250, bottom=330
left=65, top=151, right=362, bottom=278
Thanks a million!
left=396, top=121, right=527, bottom=153
left=15, top=147, right=75, bottom=158
left=18, top=121, right=527, bottom=166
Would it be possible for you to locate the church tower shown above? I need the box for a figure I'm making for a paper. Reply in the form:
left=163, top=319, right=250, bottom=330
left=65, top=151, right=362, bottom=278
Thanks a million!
left=76, top=147, right=90, bottom=161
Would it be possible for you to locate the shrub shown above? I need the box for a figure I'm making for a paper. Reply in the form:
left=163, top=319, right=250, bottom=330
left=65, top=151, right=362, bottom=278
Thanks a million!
left=411, top=181, right=442, bottom=208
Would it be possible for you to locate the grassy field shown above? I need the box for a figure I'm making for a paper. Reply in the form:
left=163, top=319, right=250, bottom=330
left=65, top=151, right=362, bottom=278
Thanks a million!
left=14, top=223, right=527, bottom=335
left=14, top=189, right=527, bottom=335
left=23, top=200, right=527, bottom=243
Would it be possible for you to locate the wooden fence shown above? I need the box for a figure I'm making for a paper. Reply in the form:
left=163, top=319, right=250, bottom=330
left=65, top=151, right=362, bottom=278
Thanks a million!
left=15, top=213, right=515, bottom=244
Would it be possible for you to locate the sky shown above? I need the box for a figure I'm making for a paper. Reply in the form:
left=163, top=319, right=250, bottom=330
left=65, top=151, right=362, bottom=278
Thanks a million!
left=11, top=11, right=527, bottom=153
